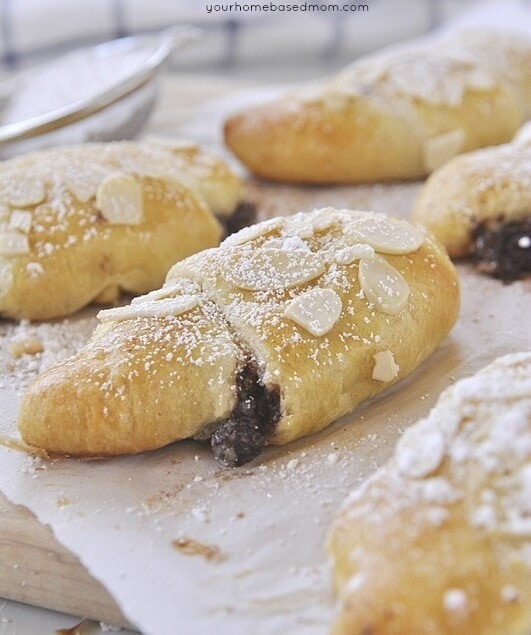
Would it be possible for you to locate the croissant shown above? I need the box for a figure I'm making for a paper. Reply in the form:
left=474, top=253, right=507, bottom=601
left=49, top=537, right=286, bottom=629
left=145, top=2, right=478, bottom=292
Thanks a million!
left=0, top=140, right=246, bottom=320
left=224, top=30, right=531, bottom=183
left=18, top=208, right=459, bottom=465
left=328, top=352, right=531, bottom=635
left=412, top=123, right=531, bottom=281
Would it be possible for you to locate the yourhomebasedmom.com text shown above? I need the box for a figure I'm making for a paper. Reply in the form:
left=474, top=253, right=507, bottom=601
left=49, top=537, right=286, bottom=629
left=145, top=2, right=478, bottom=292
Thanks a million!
left=205, top=2, right=370, bottom=13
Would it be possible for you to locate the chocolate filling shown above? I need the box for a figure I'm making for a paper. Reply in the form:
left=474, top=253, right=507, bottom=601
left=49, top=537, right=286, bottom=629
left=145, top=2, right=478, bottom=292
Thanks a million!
left=471, top=217, right=531, bottom=283
left=221, top=201, right=257, bottom=237
left=211, top=363, right=281, bottom=467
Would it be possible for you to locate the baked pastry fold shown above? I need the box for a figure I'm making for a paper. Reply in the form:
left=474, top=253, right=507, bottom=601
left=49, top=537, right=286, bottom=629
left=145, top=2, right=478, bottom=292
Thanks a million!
left=18, top=208, right=459, bottom=465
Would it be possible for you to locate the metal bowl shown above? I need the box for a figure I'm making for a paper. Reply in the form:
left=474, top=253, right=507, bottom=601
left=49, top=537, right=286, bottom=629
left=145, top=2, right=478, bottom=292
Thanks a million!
left=0, top=27, right=199, bottom=158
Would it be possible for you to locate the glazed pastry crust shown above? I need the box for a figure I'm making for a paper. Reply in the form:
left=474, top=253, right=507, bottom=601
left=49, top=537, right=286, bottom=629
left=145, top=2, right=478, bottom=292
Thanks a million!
left=412, top=124, right=531, bottom=257
left=0, top=141, right=243, bottom=320
left=18, top=208, right=459, bottom=457
left=224, top=30, right=531, bottom=184
left=328, top=353, right=531, bottom=635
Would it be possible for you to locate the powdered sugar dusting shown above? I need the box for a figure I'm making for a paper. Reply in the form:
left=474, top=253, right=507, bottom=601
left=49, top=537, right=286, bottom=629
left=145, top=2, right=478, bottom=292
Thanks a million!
left=0, top=314, right=97, bottom=391
left=330, top=352, right=531, bottom=630
left=309, top=29, right=530, bottom=112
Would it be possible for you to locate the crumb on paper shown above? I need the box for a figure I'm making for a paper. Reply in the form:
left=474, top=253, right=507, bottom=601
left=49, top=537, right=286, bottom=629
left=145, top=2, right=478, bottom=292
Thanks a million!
left=172, top=537, right=227, bottom=563
left=327, top=452, right=338, bottom=465
left=0, top=315, right=96, bottom=391
left=8, top=336, right=44, bottom=359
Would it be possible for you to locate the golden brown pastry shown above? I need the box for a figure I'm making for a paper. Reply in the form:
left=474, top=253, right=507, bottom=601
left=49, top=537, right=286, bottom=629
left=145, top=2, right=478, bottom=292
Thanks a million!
left=412, top=123, right=531, bottom=281
left=18, top=208, right=459, bottom=465
left=0, top=140, right=245, bottom=320
left=328, top=352, right=531, bottom=635
left=224, top=30, right=531, bottom=183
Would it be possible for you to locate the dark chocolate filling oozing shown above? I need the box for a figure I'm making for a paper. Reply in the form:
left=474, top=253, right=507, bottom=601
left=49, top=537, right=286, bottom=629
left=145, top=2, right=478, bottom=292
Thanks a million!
left=221, top=201, right=257, bottom=237
left=471, top=217, right=531, bottom=283
left=211, top=363, right=281, bottom=467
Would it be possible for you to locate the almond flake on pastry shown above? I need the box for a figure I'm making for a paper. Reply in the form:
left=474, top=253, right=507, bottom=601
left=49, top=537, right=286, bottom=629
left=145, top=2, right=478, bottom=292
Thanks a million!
left=96, top=172, right=143, bottom=225
left=0, top=231, right=30, bottom=256
left=98, top=295, right=200, bottom=322
left=4, top=178, right=45, bottom=208
left=222, top=247, right=325, bottom=291
left=284, top=288, right=342, bottom=336
left=372, top=350, right=400, bottom=382
left=8, top=210, right=32, bottom=234
left=131, top=279, right=201, bottom=304
left=334, top=243, right=375, bottom=265
left=221, top=217, right=285, bottom=247
left=64, top=165, right=113, bottom=203
left=358, top=254, right=410, bottom=314
left=265, top=236, right=311, bottom=252
left=395, top=418, right=447, bottom=479
left=348, top=216, right=425, bottom=255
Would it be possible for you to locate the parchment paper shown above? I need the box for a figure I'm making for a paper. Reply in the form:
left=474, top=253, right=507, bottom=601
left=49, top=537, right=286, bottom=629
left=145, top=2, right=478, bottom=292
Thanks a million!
left=1, top=80, right=530, bottom=635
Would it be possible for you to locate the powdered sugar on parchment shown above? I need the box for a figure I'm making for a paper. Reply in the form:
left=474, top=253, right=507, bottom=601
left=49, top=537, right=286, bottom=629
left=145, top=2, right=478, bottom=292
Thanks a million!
left=0, top=313, right=97, bottom=391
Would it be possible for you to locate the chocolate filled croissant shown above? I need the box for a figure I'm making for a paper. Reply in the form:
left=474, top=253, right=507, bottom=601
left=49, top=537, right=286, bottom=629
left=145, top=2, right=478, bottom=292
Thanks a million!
left=18, top=209, right=459, bottom=465
left=0, top=140, right=246, bottom=320
left=328, top=352, right=531, bottom=635
left=412, top=123, right=531, bottom=282
left=224, top=30, right=531, bottom=184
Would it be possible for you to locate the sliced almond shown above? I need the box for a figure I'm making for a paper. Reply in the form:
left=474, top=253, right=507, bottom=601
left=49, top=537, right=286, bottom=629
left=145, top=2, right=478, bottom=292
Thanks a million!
left=359, top=254, right=409, bottom=315
left=223, top=247, right=325, bottom=291
left=284, top=288, right=342, bottom=336
left=347, top=216, right=424, bottom=255
left=423, top=129, right=466, bottom=172
left=98, top=295, right=200, bottom=322
left=96, top=173, right=143, bottom=225
left=64, top=164, right=113, bottom=203
left=395, top=419, right=446, bottom=478
left=4, top=178, right=45, bottom=208
left=221, top=218, right=285, bottom=248
left=132, top=279, right=201, bottom=304
left=311, top=213, right=336, bottom=233
left=280, top=212, right=317, bottom=239
left=0, top=231, right=30, bottom=257
left=334, top=243, right=375, bottom=265
left=372, top=350, right=399, bottom=382
left=8, top=210, right=32, bottom=234
left=265, top=236, right=311, bottom=252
